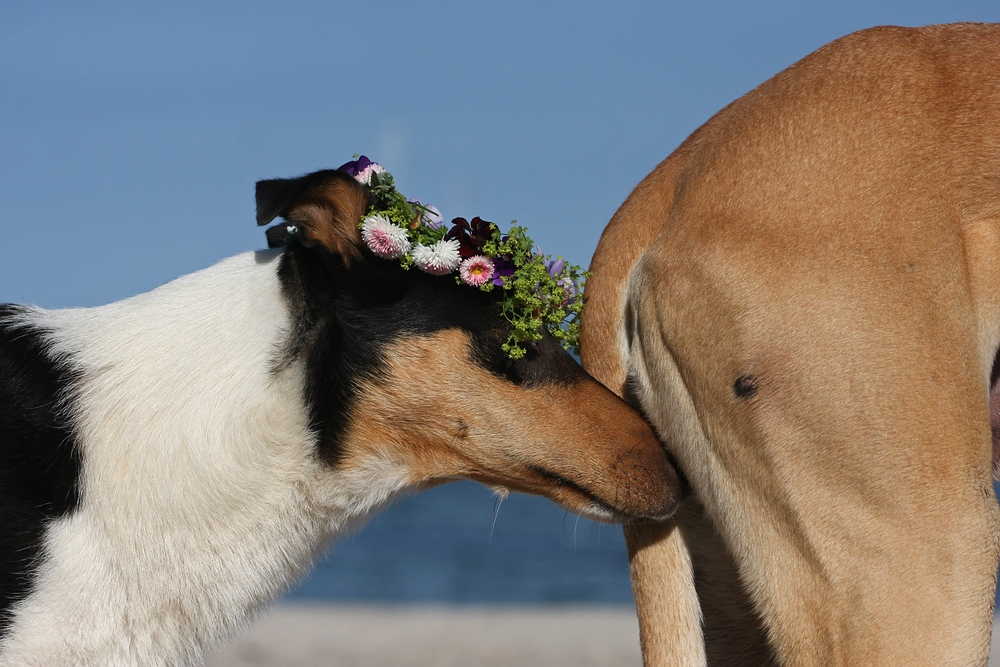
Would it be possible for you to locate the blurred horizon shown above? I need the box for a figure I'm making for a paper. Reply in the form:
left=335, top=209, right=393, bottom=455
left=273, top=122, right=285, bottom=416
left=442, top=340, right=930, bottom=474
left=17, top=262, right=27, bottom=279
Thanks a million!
left=287, top=481, right=635, bottom=605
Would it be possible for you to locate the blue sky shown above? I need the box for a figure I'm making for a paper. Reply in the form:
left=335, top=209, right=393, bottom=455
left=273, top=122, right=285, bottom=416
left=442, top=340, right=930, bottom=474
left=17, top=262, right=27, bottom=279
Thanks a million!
left=2, top=2, right=998, bottom=308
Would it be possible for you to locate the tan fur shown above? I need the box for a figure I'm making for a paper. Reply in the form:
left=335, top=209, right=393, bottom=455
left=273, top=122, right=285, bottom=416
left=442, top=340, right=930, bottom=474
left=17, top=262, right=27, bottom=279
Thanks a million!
left=340, top=330, right=680, bottom=520
left=583, top=23, right=1000, bottom=666
left=584, top=142, right=716, bottom=666
left=288, top=178, right=370, bottom=263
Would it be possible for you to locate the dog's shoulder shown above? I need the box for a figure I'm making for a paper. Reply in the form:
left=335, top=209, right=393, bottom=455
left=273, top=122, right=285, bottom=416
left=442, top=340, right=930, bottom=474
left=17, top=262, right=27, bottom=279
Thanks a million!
left=0, top=305, right=82, bottom=635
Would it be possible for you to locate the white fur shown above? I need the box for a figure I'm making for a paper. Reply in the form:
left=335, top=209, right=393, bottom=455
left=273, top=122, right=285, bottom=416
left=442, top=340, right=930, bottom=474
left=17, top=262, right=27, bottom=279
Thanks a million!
left=0, top=251, right=410, bottom=667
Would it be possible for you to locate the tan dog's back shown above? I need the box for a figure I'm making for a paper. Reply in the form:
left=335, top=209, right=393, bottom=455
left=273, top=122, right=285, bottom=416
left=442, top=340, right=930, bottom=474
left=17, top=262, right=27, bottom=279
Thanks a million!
left=584, top=23, right=1000, bottom=666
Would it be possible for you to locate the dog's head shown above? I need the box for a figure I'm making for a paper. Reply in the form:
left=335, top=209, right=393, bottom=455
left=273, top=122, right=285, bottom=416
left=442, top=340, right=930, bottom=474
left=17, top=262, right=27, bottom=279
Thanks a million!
left=256, top=169, right=681, bottom=522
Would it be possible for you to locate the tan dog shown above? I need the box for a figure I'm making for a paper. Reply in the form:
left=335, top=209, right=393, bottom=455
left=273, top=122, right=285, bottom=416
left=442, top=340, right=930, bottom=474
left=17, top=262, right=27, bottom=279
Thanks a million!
left=582, top=23, right=1000, bottom=666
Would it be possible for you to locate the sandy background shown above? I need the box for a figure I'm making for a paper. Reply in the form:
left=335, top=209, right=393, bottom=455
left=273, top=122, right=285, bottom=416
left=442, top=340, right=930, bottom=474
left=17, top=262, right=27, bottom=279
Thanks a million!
left=208, top=604, right=1000, bottom=667
left=207, top=605, right=642, bottom=667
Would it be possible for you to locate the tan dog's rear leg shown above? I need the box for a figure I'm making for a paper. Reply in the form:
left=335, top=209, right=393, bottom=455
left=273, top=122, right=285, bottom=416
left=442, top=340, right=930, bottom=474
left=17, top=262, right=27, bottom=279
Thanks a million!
left=990, top=361, right=1000, bottom=481
left=629, top=224, right=1000, bottom=665
left=625, top=519, right=706, bottom=667
left=627, top=497, right=776, bottom=666
left=677, top=497, right=777, bottom=666
left=583, top=151, right=713, bottom=667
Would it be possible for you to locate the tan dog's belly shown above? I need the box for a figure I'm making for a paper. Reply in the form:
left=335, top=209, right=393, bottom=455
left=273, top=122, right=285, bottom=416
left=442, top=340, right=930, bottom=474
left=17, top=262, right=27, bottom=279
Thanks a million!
left=584, top=23, right=1000, bottom=666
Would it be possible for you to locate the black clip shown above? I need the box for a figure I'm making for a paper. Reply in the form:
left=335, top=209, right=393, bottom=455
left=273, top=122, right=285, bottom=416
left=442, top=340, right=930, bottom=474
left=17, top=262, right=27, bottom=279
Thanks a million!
left=265, top=224, right=299, bottom=248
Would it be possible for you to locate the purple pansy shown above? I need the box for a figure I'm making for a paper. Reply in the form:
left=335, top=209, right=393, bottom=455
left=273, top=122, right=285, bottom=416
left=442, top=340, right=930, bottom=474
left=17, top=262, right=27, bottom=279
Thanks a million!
left=547, top=257, right=578, bottom=304
left=546, top=258, right=566, bottom=277
left=337, top=155, right=373, bottom=178
left=491, top=256, right=515, bottom=286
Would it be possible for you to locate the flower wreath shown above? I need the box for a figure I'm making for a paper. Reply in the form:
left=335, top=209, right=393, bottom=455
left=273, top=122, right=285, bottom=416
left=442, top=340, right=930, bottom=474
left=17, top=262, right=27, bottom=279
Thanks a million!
left=338, top=156, right=589, bottom=359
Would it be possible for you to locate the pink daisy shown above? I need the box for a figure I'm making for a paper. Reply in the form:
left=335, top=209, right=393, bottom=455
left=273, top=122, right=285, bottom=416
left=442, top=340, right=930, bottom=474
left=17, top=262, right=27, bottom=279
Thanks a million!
left=361, top=214, right=411, bottom=259
left=355, top=162, right=386, bottom=185
left=459, top=255, right=495, bottom=286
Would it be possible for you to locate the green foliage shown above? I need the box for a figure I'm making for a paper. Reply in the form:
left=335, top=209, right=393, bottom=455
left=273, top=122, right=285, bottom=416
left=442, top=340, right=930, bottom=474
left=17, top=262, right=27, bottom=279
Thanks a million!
left=358, top=164, right=589, bottom=359
left=485, top=225, right=590, bottom=359
left=359, top=171, right=446, bottom=268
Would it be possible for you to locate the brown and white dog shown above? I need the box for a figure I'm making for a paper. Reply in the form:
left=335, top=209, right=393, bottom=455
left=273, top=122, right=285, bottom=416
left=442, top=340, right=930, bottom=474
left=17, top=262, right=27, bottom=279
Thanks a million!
left=0, top=168, right=680, bottom=666
left=583, top=23, right=1000, bottom=667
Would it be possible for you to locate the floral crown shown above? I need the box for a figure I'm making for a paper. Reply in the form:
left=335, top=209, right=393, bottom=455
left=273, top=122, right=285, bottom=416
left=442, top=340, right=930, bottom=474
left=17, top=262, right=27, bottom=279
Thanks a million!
left=338, top=156, right=588, bottom=359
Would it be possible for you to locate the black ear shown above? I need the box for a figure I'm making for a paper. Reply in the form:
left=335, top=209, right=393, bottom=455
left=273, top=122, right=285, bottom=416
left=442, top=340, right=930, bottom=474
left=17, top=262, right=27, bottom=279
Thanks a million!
left=256, top=178, right=300, bottom=227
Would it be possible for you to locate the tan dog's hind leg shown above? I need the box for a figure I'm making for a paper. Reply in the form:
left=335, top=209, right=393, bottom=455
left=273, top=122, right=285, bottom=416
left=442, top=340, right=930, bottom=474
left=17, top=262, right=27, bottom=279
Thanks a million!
left=625, top=520, right=706, bottom=667
left=678, top=497, right=777, bottom=666
left=625, top=498, right=776, bottom=667
left=584, top=150, right=713, bottom=667
left=584, top=140, right=775, bottom=667
left=628, top=211, right=1000, bottom=664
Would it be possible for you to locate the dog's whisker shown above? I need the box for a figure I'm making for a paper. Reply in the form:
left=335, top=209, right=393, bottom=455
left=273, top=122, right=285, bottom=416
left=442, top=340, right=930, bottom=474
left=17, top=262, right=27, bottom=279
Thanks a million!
left=489, top=486, right=509, bottom=550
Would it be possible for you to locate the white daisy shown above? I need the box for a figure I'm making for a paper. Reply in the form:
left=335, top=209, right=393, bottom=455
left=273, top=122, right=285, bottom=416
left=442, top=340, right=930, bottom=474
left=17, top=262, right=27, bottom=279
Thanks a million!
left=361, top=214, right=411, bottom=259
left=412, top=239, right=462, bottom=275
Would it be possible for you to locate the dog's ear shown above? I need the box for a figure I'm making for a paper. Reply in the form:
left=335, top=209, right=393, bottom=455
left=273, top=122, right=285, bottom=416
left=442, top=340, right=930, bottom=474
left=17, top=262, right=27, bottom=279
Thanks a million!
left=255, top=169, right=371, bottom=262
left=256, top=178, right=299, bottom=228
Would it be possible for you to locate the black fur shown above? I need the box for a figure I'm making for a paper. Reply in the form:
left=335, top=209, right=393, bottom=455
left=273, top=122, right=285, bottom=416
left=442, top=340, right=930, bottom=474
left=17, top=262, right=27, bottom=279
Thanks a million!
left=0, top=305, right=81, bottom=635
left=276, top=242, right=587, bottom=465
